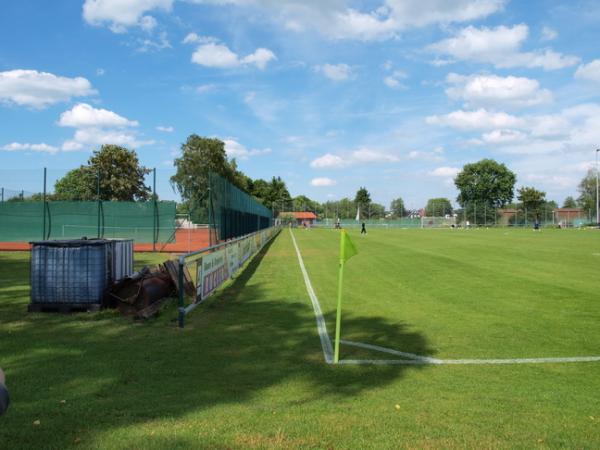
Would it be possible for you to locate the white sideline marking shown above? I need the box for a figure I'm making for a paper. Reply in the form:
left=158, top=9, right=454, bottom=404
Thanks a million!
left=341, top=339, right=440, bottom=363
left=290, top=230, right=600, bottom=366
left=289, top=229, right=334, bottom=363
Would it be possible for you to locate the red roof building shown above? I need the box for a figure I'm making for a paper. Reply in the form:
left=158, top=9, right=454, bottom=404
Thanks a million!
left=278, top=211, right=317, bottom=226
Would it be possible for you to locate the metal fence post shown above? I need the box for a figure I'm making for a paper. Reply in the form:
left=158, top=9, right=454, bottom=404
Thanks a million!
left=153, top=168, right=157, bottom=252
left=42, top=167, right=47, bottom=240
left=178, top=257, right=185, bottom=328
left=97, top=169, right=101, bottom=238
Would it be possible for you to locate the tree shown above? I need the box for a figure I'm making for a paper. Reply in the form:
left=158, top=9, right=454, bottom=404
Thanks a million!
left=576, top=169, right=598, bottom=213
left=424, top=198, right=453, bottom=216
left=390, top=198, right=406, bottom=218
left=54, top=145, right=151, bottom=201
left=54, top=167, right=97, bottom=201
left=517, top=186, right=546, bottom=221
left=171, top=136, right=231, bottom=205
left=455, top=159, right=516, bottom=208
left=368, top=202, right=386, bottom=219
left=455, top=159, right=516, bottom=224
left=562, top=196, right=577, bottom=208
left=354, top=187, right=371, bottom=218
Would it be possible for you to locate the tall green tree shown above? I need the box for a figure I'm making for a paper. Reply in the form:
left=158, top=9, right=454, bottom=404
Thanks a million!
left=354, top=187, right=371, bottom=218
left=563, top=196, right=577, bottom=208
left=424, top=198, right=453, bottom=216
left=171, top=136, right=231, bottom=206
left=517, top=186, right=546, bottom=221
left=54, top=145, right=150, bottom=201
left=390, top=198, right=406, bottom=218
left=455, top=159, right=516, bottom=224
left=576, top=169, right=598, bottom=213
left=455, top=159, right=516, bottom=208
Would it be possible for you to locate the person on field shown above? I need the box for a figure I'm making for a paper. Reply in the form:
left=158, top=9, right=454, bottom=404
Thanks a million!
left=361, top=222, right=367, bottom=235
left=534, top=219, right=540, bottom=231
left=0, top=368, right=9, bottom=416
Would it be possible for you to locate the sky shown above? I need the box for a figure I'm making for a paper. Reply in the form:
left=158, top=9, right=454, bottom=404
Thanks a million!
left=1, top=0, right=600, bottom=210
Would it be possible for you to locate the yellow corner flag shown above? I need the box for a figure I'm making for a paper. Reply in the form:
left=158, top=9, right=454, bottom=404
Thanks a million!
left=334, top=230, right=358, bottom=363
left=340, top=229, right=357, bottom=263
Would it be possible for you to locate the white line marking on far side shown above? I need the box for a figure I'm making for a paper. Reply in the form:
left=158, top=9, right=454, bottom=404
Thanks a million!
left=289, top=228, right=334, bottom=364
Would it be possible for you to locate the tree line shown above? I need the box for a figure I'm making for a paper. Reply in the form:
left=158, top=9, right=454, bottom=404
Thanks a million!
left=11, top=137, right=600, bottom=224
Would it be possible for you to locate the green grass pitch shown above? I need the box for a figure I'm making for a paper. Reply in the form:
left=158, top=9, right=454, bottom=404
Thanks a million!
left=1, top=228, right=599, bottom=448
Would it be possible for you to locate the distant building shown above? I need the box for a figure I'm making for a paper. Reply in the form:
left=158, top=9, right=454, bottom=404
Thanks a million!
left=497, top=208, right=519, bottom=225
left=553, top=208, right=585, bottom=226
left=279, top=211, right=318, bottom=227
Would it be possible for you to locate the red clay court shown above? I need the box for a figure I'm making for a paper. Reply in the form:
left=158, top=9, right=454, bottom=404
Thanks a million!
left=0, top=228, right=211, bottom=253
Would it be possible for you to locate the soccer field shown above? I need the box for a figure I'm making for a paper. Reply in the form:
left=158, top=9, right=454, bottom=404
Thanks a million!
left=291, top=227, right=600, bottom=363
left=1, top=229, right=600, bottom=448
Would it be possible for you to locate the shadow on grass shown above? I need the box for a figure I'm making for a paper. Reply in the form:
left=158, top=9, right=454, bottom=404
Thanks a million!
left=0, top=238, right=434, bottom=448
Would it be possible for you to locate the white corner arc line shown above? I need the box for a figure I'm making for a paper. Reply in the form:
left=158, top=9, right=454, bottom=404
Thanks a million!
left=289, top=229, right=334, bottom=364
left=290, top=230, right=600, bottom=366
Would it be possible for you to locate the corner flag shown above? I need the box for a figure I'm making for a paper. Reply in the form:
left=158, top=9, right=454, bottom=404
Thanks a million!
left=334, top=230, right=357, bottom=363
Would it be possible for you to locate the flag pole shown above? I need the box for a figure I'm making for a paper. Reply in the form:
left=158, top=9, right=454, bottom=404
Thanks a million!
left=334, top=232, right=345, bottom=363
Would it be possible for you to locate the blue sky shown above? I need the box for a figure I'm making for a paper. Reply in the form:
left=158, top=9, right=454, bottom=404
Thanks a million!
left=1, top=0, right=600, bottom=209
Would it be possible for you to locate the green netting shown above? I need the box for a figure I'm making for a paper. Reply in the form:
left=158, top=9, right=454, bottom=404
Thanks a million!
left=0, top=200, right=176, bottom=243
left=209, top=172, right=273, bottom=241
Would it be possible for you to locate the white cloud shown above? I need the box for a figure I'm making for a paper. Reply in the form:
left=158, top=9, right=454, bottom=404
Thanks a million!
left=311, top=148, right=399, bottom=169
left=433, top=103, right=600, bottom=163
left=429, top=166, right=460, bottom=177
left=310, top=153, right=347, bottom=169
left=445, top=73, right=552, bottom=108
left=480, top=129, right=527, bottom=144
left=351, top=148, right=400, bottom=163
left=408, top=146, right=445, bottom=162
left=186, top=0, right=505, bottom=41
left=223, top=139, right=271, bottom=159
left=191, top=43, right=240, bottom=68
left=62, top=128, right=153, bottom=151
left=541, top=26, right=557, bottom=41
left=316, top=63, right=352, bottom=81
left=156, top=125, right=174, bottom=132
left=139, top=15, right=158, bottom=31
left=136, top=31, right=171, bottom=52
left=241, top=48, right=277, bottom=70
left=189, top=40, right=276, bottom=69
left=82, top=0, right=173, bottom=33
left=58, top=103, right=149, bottom=151
left=310, top=177, right=337, bottom=187
left=182, top=33, right=201, bottom=44
left=426, top=108, right=523, bottom=130
left=1, top=142, right=58, bottom=154
left=575, top=60, right=600, bottom=82
left=196, top=84, right=216, bottom=94
left=384, top=70, right=407, bottom=88
left=0, top=70, right=96, bottom=109
left=428, top=24, right=579, bottom=70
left=59, top=103, right=138, bottom=128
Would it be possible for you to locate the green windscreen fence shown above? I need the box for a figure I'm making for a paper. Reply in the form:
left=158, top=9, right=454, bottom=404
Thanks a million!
left=209, top=172, right=273, bottom=242
left=0, top=200, right=176, bottom=243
